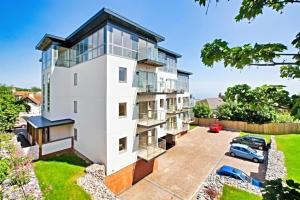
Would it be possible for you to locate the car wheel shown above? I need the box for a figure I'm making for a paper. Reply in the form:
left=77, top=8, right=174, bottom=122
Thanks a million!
left=258, top=146, right=263, bottom=150
left=230, top=152, right=235, bottom=157
left=253, top=158, right=259, bottom=163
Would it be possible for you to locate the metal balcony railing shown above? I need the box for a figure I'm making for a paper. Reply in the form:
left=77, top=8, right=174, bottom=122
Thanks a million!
left=138, top=139, right=166, bottom=161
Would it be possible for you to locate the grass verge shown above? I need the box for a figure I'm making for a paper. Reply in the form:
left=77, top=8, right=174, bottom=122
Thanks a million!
left=34, top=153, right=91, bottom=200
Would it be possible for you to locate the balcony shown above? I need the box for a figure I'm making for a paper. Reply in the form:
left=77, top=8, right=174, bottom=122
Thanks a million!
left=183, top=101, right=194, bottom=109
left=167, top=105, right=178, bottom=114
left=137, top=110, right=166, bottom=128
left=138, top=139, right=166, bottom=161
left=166, top=123, right=188, bottom=135
left=138, top=47, right=165, bottom=67
left=182, top=111, right=195, bottom=124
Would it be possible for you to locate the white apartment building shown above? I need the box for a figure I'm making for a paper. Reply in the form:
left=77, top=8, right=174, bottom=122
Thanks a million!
left=27, top=8, right=193, bottom=194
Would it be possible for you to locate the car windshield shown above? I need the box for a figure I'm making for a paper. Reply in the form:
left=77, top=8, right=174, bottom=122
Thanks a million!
left=233, top=168, right=251, bottom=182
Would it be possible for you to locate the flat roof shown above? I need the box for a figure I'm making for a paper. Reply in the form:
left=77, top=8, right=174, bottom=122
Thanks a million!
left=158, top=46, right=182, bottom=58
left=36, top=8, right=165, bottom=50
left=27, top=116, right=74, bottom=129
left=177, top=69, right=193, bottom=75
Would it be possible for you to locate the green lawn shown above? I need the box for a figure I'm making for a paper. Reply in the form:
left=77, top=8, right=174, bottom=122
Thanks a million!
left=276, top=134, right=300, bottom=182
left=189, top=124, right=198, bottom=130
left=220, top=185, right=262, bottom=200
left=34, top=153, right=91, bottom=200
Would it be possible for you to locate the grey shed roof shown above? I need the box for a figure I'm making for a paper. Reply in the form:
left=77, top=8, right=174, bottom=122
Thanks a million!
left=27, top=116, right=74, bottom=129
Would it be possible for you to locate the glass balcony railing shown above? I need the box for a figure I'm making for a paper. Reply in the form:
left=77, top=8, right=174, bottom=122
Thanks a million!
left=167, top=105, right=177, bottom=113
left=183, top=101, right=194, bottom=108
left=138, top=139, right=166, bottom=161
left=138, top=110, right=166, bottom=127
left=138, top=47, right=165, bottom=66
left=166, top=123, right=188, bottom=135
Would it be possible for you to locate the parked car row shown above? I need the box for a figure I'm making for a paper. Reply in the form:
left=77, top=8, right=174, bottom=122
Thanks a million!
left=216, top=134, right=268, bottom=188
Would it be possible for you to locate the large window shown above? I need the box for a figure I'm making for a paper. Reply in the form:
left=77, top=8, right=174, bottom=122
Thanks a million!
left=158, top=52, right=177, bottom=74
left=107, top=24, right=138, bottom=59
left=68, top=27, right=106, bottom=66
left=42, top=47, right=52, bottom=70
left=177, top=73, right=189, bottom=92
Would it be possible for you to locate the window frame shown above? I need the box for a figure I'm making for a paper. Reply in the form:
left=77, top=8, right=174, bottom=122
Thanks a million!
left=119, top=67, right=127, bottom=83
left=74, top=101, right=78, bottom=113
left=74, top=73, right=78, bottom=86
left=74, top=128, right=78, bottom=141
left=118, top=102, right=127, bottom=117
left=119, top=137, right=127, bottom=152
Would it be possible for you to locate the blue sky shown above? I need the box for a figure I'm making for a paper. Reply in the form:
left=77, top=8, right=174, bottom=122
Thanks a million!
left=0, top=0, right=299, bottom=98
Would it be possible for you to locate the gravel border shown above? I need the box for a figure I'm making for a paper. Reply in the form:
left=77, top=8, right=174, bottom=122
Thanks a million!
left=77, top=164, right=118, bottom=200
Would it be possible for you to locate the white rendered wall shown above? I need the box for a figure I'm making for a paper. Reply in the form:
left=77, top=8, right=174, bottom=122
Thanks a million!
left=42, top=138, right=72, bottom=156
left=105, top=55, right=139, bottom=175
left=69, top=56, right=107, bottom=165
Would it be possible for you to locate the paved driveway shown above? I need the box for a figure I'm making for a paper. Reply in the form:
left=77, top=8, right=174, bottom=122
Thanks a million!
left=119, top=127, right=265, bottom=200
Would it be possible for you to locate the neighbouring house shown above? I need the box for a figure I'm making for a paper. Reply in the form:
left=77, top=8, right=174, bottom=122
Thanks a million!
left=26, top=8, right=193, bottom=194
left=197, top=97, right=224, bottom=111
left=13, top=89, right=42, bottom=115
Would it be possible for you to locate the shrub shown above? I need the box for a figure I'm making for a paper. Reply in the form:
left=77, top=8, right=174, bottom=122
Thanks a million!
left=274, top=112, right=295, bottom=123
left=216, top=102, right=277, bottom=124
left=0, top=159, right=9, bottom=184
left=193, top=103, right=211, bottom=118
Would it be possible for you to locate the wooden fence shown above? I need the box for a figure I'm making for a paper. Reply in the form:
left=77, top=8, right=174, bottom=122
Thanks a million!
left=192, top=118, right=300, bottom=134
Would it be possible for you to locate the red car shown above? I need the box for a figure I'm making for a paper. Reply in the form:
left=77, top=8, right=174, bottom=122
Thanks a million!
left=209, top=123, right=223, bottom=133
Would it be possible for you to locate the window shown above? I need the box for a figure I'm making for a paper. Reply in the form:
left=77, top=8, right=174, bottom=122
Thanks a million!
left=74, top=128, right=78, bottom=141
left=47, top=73, right=50, bottom=112
left=74, top=73, right=78, bottom=86
left=160, top=99, right=164, bottom=108
left=119, top=67, right=127, bottom=82
left=119, top=103, right=127, bottom=117
left=178, top=98, right=181, bottom=103
left=74, top=101, right=78, bottom=113
left=119, top=137, right=127, bottom=152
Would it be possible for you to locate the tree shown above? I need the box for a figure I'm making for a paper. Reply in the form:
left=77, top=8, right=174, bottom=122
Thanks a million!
left=196, top=0, right=300, bottom=79
left=225, top=84, right=292, bottom=109
left=263, top=179, right=300, bottom=200
left=291, top=94, right=300, bottom=119
left=30, top=86, right=41, bottom=93
left=0, top=85, right=25, bottom=131
left=193, top=103, right=212, bottom=118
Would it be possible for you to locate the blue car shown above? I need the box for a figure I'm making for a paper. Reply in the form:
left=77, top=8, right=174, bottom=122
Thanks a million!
left=217, top=165, right=263, bottom=188
left=230, top=143, right=264, bottom=163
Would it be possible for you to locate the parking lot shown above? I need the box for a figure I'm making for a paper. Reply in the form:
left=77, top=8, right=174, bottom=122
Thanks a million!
left=119, top=127, right=267, bottom=200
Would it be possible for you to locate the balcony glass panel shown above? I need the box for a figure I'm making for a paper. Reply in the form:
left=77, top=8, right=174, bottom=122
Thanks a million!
left=138, top=131, right=166, bottom=160
left=138, top=46, right=159, bottom=62
left=136, top=71, right=157, bottom=93
left=138, top=110, right=165, bottom=127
